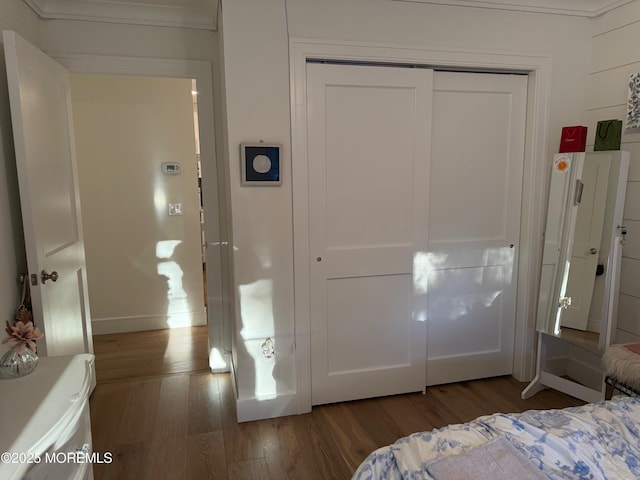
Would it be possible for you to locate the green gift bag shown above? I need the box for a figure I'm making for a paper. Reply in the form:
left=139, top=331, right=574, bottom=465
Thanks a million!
left=593, top=119, right=622, bottom=151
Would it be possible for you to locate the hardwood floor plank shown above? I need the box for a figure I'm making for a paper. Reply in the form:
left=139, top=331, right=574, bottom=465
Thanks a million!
left=352, top=397, right=413, bottom=446
left=463, top=376, right=530, bottom=414
left=219, top=374, right=264, bottom=463
left=188, top=372, right=223, bottom=435
left=186, top=431, right=228, bottom=480
left=227, top=459, right=270, bottom=480
left=146, top=375, right=190, bottom=479
left=318, top=402, right=385, bottom=470
left=257, top=416, right=314, bottom=480
left=222, top=417, right=264, bottom=464
left=427, top=382, right=497, bottom=424
left=100, top=442, right=150, bottom=480
left=291, top=413, right=353, bottom=480
left=89, top=382, right=132, bottom=480
left=378, top=394, right=439, bottom=436
left=409, top=389, right=467, bottom=429
left=116, top=377, right=162, bottom=445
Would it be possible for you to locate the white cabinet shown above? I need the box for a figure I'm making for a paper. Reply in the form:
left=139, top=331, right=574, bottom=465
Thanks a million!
left=0, top=354, right=95, bottom=480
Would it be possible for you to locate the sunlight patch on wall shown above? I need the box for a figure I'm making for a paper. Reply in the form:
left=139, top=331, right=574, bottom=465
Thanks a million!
left=414, top=247, right=513, bottom=323
left=156, top=240, right=191, bottom=328
left=153, top=184, right=167, bottom=219
left=238, top=278, right=277, bottom=400
left=209, top=347, right=228, bottom=370
left=156, top=240, right=182, bottom=259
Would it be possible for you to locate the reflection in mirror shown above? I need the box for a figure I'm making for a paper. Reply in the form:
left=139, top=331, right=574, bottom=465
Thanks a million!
left=536, top=151, right=629, bottom=351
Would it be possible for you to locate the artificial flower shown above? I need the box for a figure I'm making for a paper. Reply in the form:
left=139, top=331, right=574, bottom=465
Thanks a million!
left=2, top=309, right=43, bottom=356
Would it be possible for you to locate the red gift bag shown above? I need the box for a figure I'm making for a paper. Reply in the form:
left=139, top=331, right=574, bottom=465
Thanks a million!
left=559, top=126, right=587, bottom=153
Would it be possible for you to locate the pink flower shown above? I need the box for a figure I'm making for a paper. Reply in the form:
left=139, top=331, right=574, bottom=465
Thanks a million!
left=3, top=319, right=44, bottom=356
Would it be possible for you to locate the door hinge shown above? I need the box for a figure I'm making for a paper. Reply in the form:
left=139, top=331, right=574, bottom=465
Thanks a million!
left=574, top=180, right=584, bottom=205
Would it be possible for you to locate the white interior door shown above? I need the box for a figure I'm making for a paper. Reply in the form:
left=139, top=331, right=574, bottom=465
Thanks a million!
left=3, top=30, right=93, bottom=357
left=426, top=71, right=527, bottom=385
left=560, top=155, right=610, bottom=331
left=307, top=63, right=432, bottom=405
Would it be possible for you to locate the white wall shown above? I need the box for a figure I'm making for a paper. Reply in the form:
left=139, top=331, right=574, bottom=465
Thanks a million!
left=0, top=3, right=42, bottom=355
left=40, top=21, right=215, bottom=60
left=219, top=0, right=297, bottom=420
left=220, top=0, right=593, bottom=420
left=591, top=4, right=640, bottom=343
left=71, top=74, right=206, bottom=334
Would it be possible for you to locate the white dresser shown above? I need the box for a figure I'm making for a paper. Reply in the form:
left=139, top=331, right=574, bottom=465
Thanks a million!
left=0, top=354, right=95, bottom=480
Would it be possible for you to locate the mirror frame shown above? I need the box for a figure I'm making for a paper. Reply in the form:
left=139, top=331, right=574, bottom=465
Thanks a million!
left=536, top=151, right=629, bottom=351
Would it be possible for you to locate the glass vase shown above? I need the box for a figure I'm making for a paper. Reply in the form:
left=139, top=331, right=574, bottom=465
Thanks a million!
left=0, top=346, right=39, bottom=379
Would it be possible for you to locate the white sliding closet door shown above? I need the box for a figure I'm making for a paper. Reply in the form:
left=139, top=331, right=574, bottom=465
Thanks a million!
left=306, top=65, right=527, bottom=403
left=306, top=63, right=432, bottom=405
left=426, top=72, right=527, bottom=385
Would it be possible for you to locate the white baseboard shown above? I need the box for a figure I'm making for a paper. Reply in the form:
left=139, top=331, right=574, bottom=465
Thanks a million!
left=92, top=311, right=207, bottom=334
left=566, top=354, right=604, bottom=391
left=236, top=391, right=298, bottom=423
left=587, top=319, right=601, bottom=333
left=545, top=350, right=604, bottom=391
left=615, top=329, right=640, bottom=344
left=229, top=356, right=297, bottom=422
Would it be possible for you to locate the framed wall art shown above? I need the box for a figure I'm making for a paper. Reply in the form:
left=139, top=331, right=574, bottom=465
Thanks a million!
left=241, top=143, right=281, bottom=186
left=627, top=72, right=640, bottom=129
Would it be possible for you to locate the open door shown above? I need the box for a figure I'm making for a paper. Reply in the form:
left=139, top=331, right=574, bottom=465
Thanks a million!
left=560, top=155, right=610, bottom=331
left=3, top=30, right=93, bottom=357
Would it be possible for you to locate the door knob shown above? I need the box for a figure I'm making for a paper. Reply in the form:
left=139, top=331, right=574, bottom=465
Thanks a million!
left=41, top=270, right=59, bottom=283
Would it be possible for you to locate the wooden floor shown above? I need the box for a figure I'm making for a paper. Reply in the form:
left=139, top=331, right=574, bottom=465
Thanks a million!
left=90, top=327, right=585, bottom=480
left=92, top=325, right=210, bottom=382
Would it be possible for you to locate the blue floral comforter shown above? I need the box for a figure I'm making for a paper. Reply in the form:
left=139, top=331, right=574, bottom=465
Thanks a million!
left=352, top=396, right=640, bottom=480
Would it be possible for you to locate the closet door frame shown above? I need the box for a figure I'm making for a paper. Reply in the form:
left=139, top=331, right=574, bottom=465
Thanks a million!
left=289, top=38, right=553, bottom=414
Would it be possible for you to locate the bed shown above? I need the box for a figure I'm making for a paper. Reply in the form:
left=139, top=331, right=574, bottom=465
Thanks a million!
left=352, top=396, right=640, bottom=480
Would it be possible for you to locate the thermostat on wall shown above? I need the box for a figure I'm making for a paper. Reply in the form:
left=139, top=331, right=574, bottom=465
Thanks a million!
left=241, top=143, right=281, bottom=186
left=161, top=162, right=183, bottom=175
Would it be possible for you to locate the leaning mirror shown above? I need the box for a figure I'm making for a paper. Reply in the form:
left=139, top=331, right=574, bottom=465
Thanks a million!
left=536, top=151, right=629, bottom=350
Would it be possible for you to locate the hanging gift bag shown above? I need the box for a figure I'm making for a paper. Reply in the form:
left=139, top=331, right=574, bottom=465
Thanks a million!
left=558, top=126, right=587, bottom=153
left=594, top=119, right=622, bottom=151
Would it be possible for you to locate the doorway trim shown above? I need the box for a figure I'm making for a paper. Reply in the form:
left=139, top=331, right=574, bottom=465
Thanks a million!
left=51, top=53, right=229, bottom=371
left=290, top=38, right=553, bottom=414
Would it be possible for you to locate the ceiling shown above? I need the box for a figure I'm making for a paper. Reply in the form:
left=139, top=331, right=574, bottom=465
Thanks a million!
left=22, top=0, right=633, bottom=32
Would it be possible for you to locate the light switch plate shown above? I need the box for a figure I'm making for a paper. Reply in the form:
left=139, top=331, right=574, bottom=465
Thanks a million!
left=168, top=203, right=182, bottom=216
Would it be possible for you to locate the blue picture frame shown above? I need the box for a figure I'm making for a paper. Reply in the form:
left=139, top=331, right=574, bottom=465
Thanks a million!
left=241, top=143, right=281, bottom=186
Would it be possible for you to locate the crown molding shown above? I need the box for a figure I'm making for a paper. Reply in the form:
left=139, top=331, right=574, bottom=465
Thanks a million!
left=21, top=0, right=632, bottom=32
left=22, top=0, right=218, bottom=31
left=391, top=0, right=634, bottom=17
